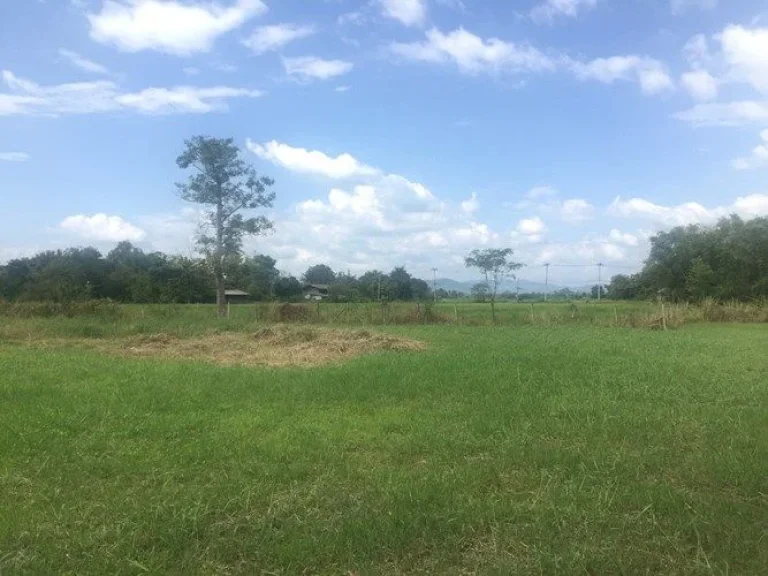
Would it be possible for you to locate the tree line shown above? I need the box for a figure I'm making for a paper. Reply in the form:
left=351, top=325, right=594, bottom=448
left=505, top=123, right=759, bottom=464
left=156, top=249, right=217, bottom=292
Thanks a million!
left=606, top=215, right=768, bottom=301
left=0, top=243, right=435, bottom=304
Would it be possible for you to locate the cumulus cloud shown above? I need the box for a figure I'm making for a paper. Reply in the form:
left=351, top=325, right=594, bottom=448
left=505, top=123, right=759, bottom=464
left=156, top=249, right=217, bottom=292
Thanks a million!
left=570, top=55, right=674, bottom=95
left=0, top=152, right=30, bottom=162
left=608, top=229, right=639, bottom=246
left=516, top=216, right=547, bottom=243
left=461, top=192, right=479, bottom=214
left=559, top=198, right=595, bottom=222
left=0, top=70, right=261, bottom=116
left=282, top=56, right=353, bottom=81
left=390, top=27, right=671, bottom=96
left=87, top=0, right=266, bottom=55
left=58, top=49, right=110, bottom=75
left=677, top=25, right=768, bottom=122
left=243, top=23, right=316, bottom=54
left=681, top=70, right=718, bottom=101
left=718, top=25, right=768, bottom=95
left=531, top=0, right=598, bottom=23
left=60, top=213, right=146, bottom=242
left=674, top=100, right=768, bottom=126
left=731, top=130, right=768, bottom=170
left=390, top=28, right=556, bottom=75
left=246, top=139, right=378, bottom=179
left=379, top=0, right=427, bottom=27
left=609, top=194, right=768, bottom=226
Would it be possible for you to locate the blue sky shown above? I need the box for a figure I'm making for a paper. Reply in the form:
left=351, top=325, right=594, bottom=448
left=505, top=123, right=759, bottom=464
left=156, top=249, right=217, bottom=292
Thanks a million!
left=1, top=0, right=767, bottom=285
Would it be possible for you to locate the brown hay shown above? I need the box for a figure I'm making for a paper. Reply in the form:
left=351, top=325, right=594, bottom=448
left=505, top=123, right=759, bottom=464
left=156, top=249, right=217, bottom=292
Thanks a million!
left=18, top=325, right=425, bottom=368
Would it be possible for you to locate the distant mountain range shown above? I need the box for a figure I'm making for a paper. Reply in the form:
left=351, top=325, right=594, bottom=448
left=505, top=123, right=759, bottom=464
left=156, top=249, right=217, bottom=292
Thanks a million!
left=435, top=278, right=569, bottom=294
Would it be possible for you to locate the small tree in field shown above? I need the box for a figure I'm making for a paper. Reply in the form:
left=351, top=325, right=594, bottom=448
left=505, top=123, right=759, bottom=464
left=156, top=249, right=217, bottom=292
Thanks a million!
left=465, top=248, right=523, bottom=323
left=177, top=136, right=275, bottom=318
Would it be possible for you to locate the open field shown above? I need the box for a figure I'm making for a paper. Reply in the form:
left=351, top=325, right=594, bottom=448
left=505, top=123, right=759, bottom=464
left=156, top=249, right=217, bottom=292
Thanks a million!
left=1, top=315, right=767, bottom=574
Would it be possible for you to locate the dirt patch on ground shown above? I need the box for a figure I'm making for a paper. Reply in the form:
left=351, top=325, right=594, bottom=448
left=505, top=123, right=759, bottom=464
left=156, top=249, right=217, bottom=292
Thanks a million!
left=19, top=325, right=425, bottom=368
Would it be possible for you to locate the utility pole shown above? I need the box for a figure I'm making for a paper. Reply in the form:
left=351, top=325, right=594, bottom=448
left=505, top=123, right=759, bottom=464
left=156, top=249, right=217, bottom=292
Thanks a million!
left=597, top=262, right=604, bottom=303
left=378, top=272, right=382, bottom=302
left=515, top=277, right=520, bottom=302
left=431, top=268, right=438, bottom=302
left=544, top=263, right=550, bottom=302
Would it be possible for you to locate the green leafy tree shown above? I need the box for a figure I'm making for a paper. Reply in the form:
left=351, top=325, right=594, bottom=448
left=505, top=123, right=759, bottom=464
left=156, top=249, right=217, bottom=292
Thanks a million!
left=274, top=275, right=302, bottom=300
left=176, top=136, right=275, bottom=317
left=302, top=264, right=336, bottom=286
left=471, top=282, right=489, bottom=303
left=686, top=257, right=716, bottom=301
left=465, top=248, right=523, bottom=323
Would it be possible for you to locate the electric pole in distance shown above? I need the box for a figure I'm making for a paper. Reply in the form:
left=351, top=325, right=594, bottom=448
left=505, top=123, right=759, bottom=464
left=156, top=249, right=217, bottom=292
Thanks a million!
left=431, top=268, right=438, bottom=302
left=544, top=263, right=550, bottom=302
left=597, top=262, right=604, bottom=303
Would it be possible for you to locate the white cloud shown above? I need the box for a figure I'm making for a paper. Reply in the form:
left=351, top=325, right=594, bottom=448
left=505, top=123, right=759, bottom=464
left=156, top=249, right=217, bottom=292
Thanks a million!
left=183, top=67, right=201, bottom=76
left=608, top=229, right=639, bottom=246
left=731, top=130, right=768, bottom=170
left=609, top=194, right=768, bottom=226
left=516, top=216, right=547, bottom=236
left=87, top=0, right=266, bottom=56
left=379, top=0, right=427, bottom=27
left=390, top=28, right=556, bottom=75
left=684, top=34, right=712, bottom=69
left=461, top=192, right=479, bottom=214
left=681, top=70, right=718, bottom=101
left=560, top=198, right=594, bottom=222
left=58, top=49, right=110, bottom=75
left=0, top=152, right=30, bottom=162
left=718, top=25, right=768, bottom=95
left=243, top=23, right=316, bottom=54
left=674, top=101, right=768, bottom=126
left=531, top=0, right=598, bottom=23
left=390, top=28, right=672, bottom=97
left=282, top=56, right=353, bottom=81
left=335, top=85, right=351, bottom=93
left=0, top=70, right=261, bottom=116
left=570, top=55, right=674, bottom=95
left=60, top=213, right=146, bottom=242
left=115, top=86, right=262, bottom=113
left=527, top=185, right=558, bottom=199
left=670, top=0, right=716, bottom=15
left=246, top=139, right=378, bottom=179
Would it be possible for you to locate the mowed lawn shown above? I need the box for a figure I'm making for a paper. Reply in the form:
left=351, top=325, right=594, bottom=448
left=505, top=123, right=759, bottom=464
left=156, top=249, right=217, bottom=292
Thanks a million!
left=1, top=324, right=766, bottom=574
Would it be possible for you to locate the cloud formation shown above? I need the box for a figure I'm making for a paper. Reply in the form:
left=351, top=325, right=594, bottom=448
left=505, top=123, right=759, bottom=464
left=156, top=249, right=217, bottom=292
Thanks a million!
left=0, top=152, right=30, bottom=162
left=379, top=0, right=427, bottom=27
left=531, top=0, right=598, bottom=23
left=0, top=70, right=262, bottom=116
left=88, top=0, right=266, bottom=55
left=58, top=49, right=110, bottom=75
left=282, top=56, right=353, bottom=81
left=243, top=23, right=316, bottom=54
left=60, top=213, right=146, bottom=242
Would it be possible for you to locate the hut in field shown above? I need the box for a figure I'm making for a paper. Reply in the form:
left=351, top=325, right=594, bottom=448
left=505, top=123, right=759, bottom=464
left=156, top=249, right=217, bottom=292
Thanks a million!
left=224, top=289, right=251, bottom=304
left=302, top=284, right=329, bottom=301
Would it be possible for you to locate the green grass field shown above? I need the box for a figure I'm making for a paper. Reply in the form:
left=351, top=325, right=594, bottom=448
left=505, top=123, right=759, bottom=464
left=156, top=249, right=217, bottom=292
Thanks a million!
left=1, top=317, right=766, bottom=574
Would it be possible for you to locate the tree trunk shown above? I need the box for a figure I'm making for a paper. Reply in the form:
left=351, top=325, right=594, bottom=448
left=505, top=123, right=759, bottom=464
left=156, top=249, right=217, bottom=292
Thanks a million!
left=490, top=298, right=496, bottom=325
left=215, top=198, right=226, bottom=318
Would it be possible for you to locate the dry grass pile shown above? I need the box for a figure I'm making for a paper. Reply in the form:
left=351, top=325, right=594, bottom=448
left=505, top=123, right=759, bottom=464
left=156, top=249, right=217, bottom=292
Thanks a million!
left=18, top=325, right=426, bottom=367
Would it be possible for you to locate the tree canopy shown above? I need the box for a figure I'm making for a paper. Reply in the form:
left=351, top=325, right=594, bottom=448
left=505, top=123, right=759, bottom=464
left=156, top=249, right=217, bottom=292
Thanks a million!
left=177, top=136, right=275, bottom=316
left=607, top=216, right=768, bottom=301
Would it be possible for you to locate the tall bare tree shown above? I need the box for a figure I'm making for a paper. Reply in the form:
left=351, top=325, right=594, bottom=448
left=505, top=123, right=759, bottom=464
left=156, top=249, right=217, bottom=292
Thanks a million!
left=177, top=136, right=275, bottom=317
left=465, top=248, right=523, bottom=324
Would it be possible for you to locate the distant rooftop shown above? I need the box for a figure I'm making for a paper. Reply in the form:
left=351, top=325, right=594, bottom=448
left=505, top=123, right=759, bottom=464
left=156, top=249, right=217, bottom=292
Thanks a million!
left=224, top=289, right=249, bottom=296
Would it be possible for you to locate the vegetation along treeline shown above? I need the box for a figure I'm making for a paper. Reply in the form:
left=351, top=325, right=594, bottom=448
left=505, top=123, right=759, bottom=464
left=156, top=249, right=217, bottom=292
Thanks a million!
left=2, top=214, right=766, bottom=305
left=606, top=215, right=768, bottom=301
left=0, top=244, right=435, bottom=304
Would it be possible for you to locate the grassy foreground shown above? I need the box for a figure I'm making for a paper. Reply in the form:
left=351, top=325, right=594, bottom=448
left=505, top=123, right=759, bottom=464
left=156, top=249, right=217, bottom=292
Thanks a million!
left=1, top=323, right=766, bottom=574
